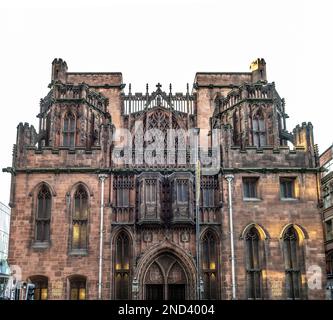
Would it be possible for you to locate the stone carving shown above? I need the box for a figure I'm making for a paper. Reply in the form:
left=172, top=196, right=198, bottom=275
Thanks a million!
left=181, top=231, right=190, bottom=242
left=143, top=232, right=152, bottom=242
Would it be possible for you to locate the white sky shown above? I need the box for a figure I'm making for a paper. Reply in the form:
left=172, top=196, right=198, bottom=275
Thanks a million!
left=0, top=0, right=332, bottom=206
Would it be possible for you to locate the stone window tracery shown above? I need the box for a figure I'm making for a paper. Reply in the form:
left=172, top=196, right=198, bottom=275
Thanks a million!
left=283, top=226, right=302, bottom=299
left=71, top=186, right=88, bottom=250
left=245, top=227, right=263, bottom=299
left=35, top=185, right=51, bottom=242
left=115, top=232, right=131, bottom=299
left=202, top=231, right=218, bottom=300
left=63, top=112, right=76, bottom=147
left=252, top=110, right=266, bottom=147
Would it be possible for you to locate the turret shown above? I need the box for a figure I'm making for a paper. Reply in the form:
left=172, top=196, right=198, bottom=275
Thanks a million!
left=16, top=122, right=37, bottom=151
left=250, top=58, right=267, bottom=83
left=293, top=122, right=314, bottom=150
left=293, top=122, right=316, bottom=166
left=51, top=58, right=68, bottom=83
left=15, top=122, right=37, bottom=167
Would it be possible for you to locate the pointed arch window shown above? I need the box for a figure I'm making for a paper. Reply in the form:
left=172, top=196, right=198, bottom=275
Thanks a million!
left=245, top=226, right=263, bottom=299
left=72, top=186, right=88, bottom=250
left=283, top=226, right=302, bottom=299
left=35, top=185, right=51, bottom=242
left=115, top=232, right=131, bottom=299
left=201, top=232, right=218, bottom=299
left=29, top=276, right=48, bottom=300
left=252, top=111, right=266, bottom=147
left=90, top=113, right=95, bottom=147
left=45, top=113, right=51, bottom=147
left=69, top=276, right=86, bottom=300
left=63, top=112, right=76, bottom=147
left=233, top=111, right=240, bottom=146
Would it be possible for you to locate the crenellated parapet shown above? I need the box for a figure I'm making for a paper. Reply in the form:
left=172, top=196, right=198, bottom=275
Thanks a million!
left=250, top=58, right=267, bottom=83
left=220, top=119, right=317, bottom=170
left=293, top=122, right=314, bottom=148
left=212, top=82, right=287, bottom=149
left=15, top=122, right=38, bottom=167
left=292, top=122, right=317, bottom=167
left=14, top=118, right=114, bottom=169
left=40, top=83, right=109, bottom=115
left=17, top=146, right=105, bottom=169
left=51, top=58, right=68, bottom=83
left=16, top=122, right=38, bottom=148
left=213, top=82, right=280, bottom=115
left=37, top=83, right=112, bottom=150
left=222, top=144, right=316, bottom=169
left=11, top=58, right=319, bottom=174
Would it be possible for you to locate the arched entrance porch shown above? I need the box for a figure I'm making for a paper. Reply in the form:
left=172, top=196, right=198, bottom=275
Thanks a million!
left=135, top=245, right=197, bottom=300
left=144, top=253, right=187, bottom=300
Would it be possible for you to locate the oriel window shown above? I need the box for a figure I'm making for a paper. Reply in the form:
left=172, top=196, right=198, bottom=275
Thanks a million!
left=145, top=179, right=156, bottom=204
left=177, top=180, right=188, bottom=203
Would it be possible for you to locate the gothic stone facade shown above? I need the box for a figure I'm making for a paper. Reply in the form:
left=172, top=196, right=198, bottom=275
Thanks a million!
left=319, top=145, right=333, bottom=299
left=4, top=58, right=326, bottom=300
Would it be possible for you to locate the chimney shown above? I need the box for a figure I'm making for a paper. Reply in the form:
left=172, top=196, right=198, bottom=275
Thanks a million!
left=250, top=58, right=267, bottom=83
left=51, top=58, right=68, bottom=83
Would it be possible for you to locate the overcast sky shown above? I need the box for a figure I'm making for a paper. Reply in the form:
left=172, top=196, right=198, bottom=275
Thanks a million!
left=0, top=0, right=332, bottom=206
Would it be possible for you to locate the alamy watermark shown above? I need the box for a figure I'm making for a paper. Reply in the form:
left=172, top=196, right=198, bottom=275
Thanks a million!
left=111, top=121, right=221, bottom=175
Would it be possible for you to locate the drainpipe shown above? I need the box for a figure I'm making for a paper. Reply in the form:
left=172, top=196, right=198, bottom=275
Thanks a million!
left=98, top=174, right=108, bottom=300
left=225, top=174, right=236, bottom=300
left=193, top=128, right=201, bottom=300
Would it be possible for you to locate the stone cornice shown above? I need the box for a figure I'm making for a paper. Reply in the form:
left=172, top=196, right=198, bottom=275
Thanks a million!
left=193, top=83, right=240, bottom=89
left=89, top=83, right=126, bottom=89
left=2, top=166, right=321, bottom=175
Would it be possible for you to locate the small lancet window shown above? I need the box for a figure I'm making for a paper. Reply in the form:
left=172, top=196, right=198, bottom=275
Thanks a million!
left=252, top=111, right=266, bottom=147
left=63, top=112, right=76, bottom=147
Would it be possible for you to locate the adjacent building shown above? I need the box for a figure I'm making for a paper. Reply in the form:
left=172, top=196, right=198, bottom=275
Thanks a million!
left=0, top=202, right=10, bottom=299
left=320, top=144, right=333, bottom=299
left=3, top=58, right=327, bottom=300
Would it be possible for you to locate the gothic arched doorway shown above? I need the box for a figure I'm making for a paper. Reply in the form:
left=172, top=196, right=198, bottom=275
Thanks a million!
left=143, top=253, right=189, bottom=300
